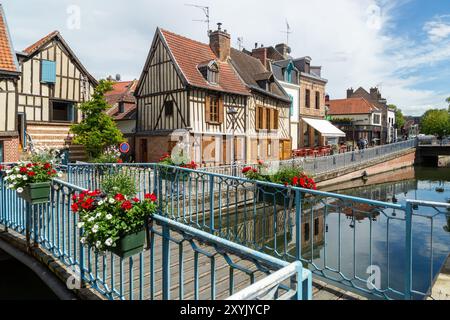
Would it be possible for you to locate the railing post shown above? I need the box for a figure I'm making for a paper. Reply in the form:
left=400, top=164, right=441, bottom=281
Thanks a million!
left=404, top=201, right=413, bottom=300
left=209, top=175, right=215, bottom=233
left=162, top=223, right=171, bottom=300
left=25, top=202, right=32, bottom=250
left=79, top=226, right=85, bottom=285
left=295, top=190, right=302, bottom=260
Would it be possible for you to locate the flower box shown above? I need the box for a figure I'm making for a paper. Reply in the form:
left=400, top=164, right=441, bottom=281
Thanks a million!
left=19, top=182, right=51, bottom=205
left=257, top=184, right=294, bottom=207
left=110, top=229, right=146, bottom=259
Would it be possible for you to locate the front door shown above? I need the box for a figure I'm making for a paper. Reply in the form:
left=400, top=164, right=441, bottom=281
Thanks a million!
left=139, top=139, right=148, bottom=163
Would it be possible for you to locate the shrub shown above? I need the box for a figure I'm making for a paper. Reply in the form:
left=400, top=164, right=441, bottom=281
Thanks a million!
left=101, top=172, right=137, bottom=198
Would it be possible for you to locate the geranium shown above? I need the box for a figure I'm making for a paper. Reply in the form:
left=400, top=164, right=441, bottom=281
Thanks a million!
left=72, top=189, right=158, bottom=253
left=4, top=161, right=61, bottom=192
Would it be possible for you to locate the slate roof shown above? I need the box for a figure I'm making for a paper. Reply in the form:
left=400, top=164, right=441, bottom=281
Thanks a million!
left=0, top=4, right=19, bottom=74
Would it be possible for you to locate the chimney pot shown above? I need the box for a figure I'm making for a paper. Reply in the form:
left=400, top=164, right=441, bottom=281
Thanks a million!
left=209, top=24, right=231, bottom=62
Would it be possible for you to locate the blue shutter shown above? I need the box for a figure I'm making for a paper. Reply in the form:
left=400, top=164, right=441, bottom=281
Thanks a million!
left=41, top=60, right=57, bottom=83
left=289, top=94, right=294, bottom=117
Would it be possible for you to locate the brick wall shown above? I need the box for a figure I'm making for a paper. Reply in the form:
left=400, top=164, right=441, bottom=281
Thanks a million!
left=1, top=137, right=20, bottom=162
left=135, top=136, right=170, bottom=163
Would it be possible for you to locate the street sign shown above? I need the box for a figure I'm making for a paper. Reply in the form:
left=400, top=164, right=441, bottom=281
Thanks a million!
left=119, top=142, right=130, bottom=154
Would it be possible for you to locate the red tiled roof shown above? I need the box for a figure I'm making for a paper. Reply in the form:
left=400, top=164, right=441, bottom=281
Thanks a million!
left=0, top=5, right=19, bottom=73
left=160, top=29, right=249, bottom=96
left=106, top=80, right=137, bottom=121
left=23, top=30, right=59, bottom=55
left=328, top=98, right=379, bottom=115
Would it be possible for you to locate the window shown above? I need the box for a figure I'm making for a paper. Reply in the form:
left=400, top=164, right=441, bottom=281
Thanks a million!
left=199, top=61, right=219, bottom=84
left=314, top=218, right=319, bottom=236
left=266, top=108, right=271, bottom=130
left=41, top=60, right=56, bottom=83
left=289, top=94, right=294, bottom=117
left=206, top=95, right=223, bottom=124
left=373, top=114, right=381, bottom=125
left=304, top=223, right=310, bottom=242
left=315, top=91, right=320, bottom=109
left=256, top=106, right=279, bottom=131
left=305, top=89, right=310, bottom=108
left=164, top=101, right=174, bottom=117
left=51, top=101, right=75, bottom=122
left=118, top=102, right=125, bottom=114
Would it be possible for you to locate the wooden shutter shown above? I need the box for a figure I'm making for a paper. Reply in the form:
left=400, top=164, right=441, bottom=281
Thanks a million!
left=255, top=106, right=260, bottom=130
left=274, top=109, right=279, bottom=130
left=262, top=107, right=267, bottom=130
left=205, top=96, right=211, bottom=123
left=218, top=96, right=224, bottom=124
left=269, top=109, right=275, bottom=130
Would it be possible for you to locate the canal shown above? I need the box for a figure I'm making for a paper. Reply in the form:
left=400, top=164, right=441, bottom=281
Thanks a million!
left=321, top=165, right=450, bottom=299
left=0, top=249, right=58, bottom=300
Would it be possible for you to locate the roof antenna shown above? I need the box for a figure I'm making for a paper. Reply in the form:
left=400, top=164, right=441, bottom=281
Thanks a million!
left=280, top=19, right=293, bottom=44
left=237, top=37, right=244, bottom=51
left=185, top=4, right=211, bottom=36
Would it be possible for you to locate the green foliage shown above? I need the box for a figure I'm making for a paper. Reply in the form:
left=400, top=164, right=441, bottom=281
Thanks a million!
left=421, top=109, right=450, bottom=138
left=389, top=104, right=406, bottom=129
left=89, top=146, right=122, bottom=163
left=101, top=172, right=137, bottom=198
left=70, top=80, right=124, bottom=159
left=270, top=167, right=304, bottom=186
left=446, top=97, right=450, bottom=112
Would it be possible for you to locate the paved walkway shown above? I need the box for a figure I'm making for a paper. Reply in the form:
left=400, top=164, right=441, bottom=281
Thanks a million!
left=430, top=254, right=450, bottom=300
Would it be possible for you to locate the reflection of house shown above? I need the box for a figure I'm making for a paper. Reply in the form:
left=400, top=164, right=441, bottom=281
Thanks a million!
left=0, top=4, right=21, bottom=163
left=105, top=80, right=138, bottom=158
left=346, top=87, right=396, bottom=144
left=135, top=25, right=292, bottom=165
left=250, top=44, right=344, bottom=148
left=327, top=98, right=382, bottom=145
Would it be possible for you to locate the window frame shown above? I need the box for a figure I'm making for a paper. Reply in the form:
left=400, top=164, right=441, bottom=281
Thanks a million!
left=305, top=89, right=311, bottom=108
left=164, top=100, right=174, bottom=117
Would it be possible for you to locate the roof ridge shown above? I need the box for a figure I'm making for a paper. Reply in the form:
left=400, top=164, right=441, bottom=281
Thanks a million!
left=160, top=28, right=211, bottom=49
left=23, top=30, right=60, bottom=54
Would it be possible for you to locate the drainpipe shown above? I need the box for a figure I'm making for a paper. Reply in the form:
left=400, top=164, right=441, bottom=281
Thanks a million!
left=0, top=238, right=77, bottom=300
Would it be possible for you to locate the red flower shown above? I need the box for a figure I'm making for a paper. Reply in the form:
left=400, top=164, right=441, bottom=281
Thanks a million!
left=145, top=193, right=157, bottom=202
left=88, top=190, right=101, bottom=197
left=20, top=167, right=28, bottom=173
left=72, top=195, right=77, bottom=202
left=43, top=163, right=52, bottom=170
left=26, top=163, right=32, bottom=168
left=121, top=200, right=133, bottom=211
left=27, top=171, right=36, bottom=177
left=0, top=165, right=3, bottom=170
left=258, top=160, right=264, bottom=165
left=242, top=167, right=253, bottom=174
left=71, top=203, right=79, bottom=212
left=114, top=194, right=125, bottom=202
left=117, top=159, right=123, bottom=164
left=132, top=197, right=140, bottom=203
left=292, top=177, right=299, bottom=186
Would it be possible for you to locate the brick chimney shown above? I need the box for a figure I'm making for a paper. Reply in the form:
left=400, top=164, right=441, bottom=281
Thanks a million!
left=275, top=43, right=291, bottom=59
left=347, top=88, right=354, bottom=98
left=209, top=23, right=231, bottom=62
left=252, top=47, right=269, bottom=69
left=370, top=87, right=380, bottom=100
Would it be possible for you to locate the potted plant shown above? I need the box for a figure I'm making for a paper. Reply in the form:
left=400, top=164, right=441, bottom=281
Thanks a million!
left=242, top=162, right=317, bottom=206
left=3, top=162, right=61, bottom=204
left=72, top=190, right=158, bottom=258
left=158, top=152, right=197, bottom=182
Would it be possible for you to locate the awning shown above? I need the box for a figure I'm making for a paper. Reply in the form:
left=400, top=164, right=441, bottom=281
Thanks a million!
left=302, top=118, right=346, bottom=138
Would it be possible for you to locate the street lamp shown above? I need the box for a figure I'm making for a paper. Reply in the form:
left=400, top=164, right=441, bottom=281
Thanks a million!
left=227, top=107, right=238, bottom=176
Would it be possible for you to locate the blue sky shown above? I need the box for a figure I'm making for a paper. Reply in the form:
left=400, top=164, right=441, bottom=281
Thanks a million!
left=1, top=0, right=450, bottom=116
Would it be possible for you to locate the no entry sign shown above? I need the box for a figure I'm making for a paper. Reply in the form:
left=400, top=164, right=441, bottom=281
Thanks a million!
left=119, top=142, right=130, bottom=154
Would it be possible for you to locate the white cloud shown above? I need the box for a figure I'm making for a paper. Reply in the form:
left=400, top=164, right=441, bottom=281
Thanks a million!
left=2, top=0, right=449, bottom=116
left=424, top=16, right=450, bottom=42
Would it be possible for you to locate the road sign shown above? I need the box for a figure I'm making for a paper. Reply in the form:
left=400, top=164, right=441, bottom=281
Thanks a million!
left=119, top=142, right=130, bottom=154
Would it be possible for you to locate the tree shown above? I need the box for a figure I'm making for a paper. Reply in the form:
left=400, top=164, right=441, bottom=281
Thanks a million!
left=446, top=97, right=450, bottom=113
left=388, top=104, right=406, bottom=129
left=420, top=109, right=450, bottom=139
left=70, top=80, right=124, bottom=159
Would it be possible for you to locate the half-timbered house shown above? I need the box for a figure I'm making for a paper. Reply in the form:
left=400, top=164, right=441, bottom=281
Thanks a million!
left=135, top=24, right=291, bottom=165
left=0, top=4, right=20, bottom=163
left=16, top=31, right=97, bottom=151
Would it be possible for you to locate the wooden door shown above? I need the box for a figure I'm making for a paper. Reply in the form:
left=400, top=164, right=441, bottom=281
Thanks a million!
left=140, top=139, right=148, bottom=163
left=279, top=140, right=292, bottom=160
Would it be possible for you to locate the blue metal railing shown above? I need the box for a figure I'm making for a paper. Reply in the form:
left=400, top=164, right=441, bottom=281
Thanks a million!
left=0, top=176, right=311, bottom=300
left=61, top=162, right=450, bottom=300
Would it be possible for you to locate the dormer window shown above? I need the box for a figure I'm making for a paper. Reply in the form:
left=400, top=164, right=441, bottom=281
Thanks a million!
left=198, top=60, right=219, bottom=85
left=118, top=102, right=125, bottom=113
left=284, top=62, right=294, bottom=83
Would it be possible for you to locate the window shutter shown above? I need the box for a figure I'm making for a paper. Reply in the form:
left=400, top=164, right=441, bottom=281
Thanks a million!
left=218, top=97, right=224, bottom=124
left=274, top=109, right=279, bottom=130
left=270, top=109, right=275, bottom=130
left=41, top=60, right=57, bottom=83
left=262, top=107, right=267, bottom=130
left=205, top=96, right=211, bottom=122
left=255, top=106, right=260, bottom=130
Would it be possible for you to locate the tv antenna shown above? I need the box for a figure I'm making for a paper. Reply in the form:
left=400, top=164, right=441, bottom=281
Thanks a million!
left=281, top=19, right=293, bottom=44
left=185, top=4, right=210, bottom=35
left=237, top=37, right=244, bottom=50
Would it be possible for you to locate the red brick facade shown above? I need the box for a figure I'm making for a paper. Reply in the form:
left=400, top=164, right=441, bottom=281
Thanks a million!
left=0, top=136, right=20, bottom=162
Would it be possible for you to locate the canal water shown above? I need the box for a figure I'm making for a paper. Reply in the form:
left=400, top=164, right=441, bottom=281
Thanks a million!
left=0, top=249, right=58, bottom=300
left=318, top=166, right=450, bottom=299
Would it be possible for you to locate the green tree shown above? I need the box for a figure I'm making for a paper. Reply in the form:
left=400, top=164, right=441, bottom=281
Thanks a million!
left=420, top=109, right=450, bottom=138
left=388, top=104, right=406, bottom=129
left=446, top=97, right=450, bottom=112
left=70, top=80, right=124, bottom=159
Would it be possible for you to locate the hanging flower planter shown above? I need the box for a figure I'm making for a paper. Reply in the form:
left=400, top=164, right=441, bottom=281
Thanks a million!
left=3, top=162, right=61, bottom=205
left=73, top=191, right=158, bottom=258
left=158, top=153, right=198, bottom=182
left=257, top=184, right=293, bottom=206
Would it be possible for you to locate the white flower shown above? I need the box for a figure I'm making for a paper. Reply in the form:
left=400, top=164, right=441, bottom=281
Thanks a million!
left=80, top=237, right=86, bottom=244
left=95, top=212, right=102, bottom=218
left=5, top=169, right=12, bottom=174
left=23, top=176, right=28, bottom=181
left=105, top=238, right=113, bottom=247
left=95, top=241, right=101, bottom=248
left=9, top=175, right=16, bottom=180
left=8, top=184, right=14, bottom=189
left=88, top=217, right=95, bottom=222
left=77, top=222, right=85, bottom=229
left=105, top=214, right=113, bottom=220
left=98, top=200, right=104, bottom=206
left=108, top=198, right=115, bottom=204
left=16, top=174, right=22, bottom=179
left=57, top=172, right=63, bottom=178
left=92, top=225, right=99, bottom=233
left=16, top=187, right=24, bottom=194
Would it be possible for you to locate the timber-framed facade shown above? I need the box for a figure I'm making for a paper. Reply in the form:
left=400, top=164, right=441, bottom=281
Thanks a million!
left=135, top=25, right=291, bottom=165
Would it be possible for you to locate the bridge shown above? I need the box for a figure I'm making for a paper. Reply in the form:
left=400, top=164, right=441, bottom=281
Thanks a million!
left=417, top=140, right=450, bottom=166
left=1, top=162, right=450, bottom=300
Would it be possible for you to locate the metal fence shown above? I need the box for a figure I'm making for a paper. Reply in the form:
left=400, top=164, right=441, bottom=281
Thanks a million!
left=199, top=139, right=418, bottom=177
left=60, top=162, right=450, bottom=300
left=0, top=176, right=311, bottom=301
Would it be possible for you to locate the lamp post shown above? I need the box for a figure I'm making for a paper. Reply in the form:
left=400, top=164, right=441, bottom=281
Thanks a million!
left=228, top=107, right=238, bottom=176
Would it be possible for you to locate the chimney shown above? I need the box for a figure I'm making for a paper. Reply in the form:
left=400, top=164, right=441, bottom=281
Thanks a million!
left=275, top=43, right=291, bottom=59
left=347, top=88, right=354, bottom=98
left=252, top=47, right=269, bottom=69
left=209, top=23, right=231, bottom=62
left=370, top=87, right=379, bottom=100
